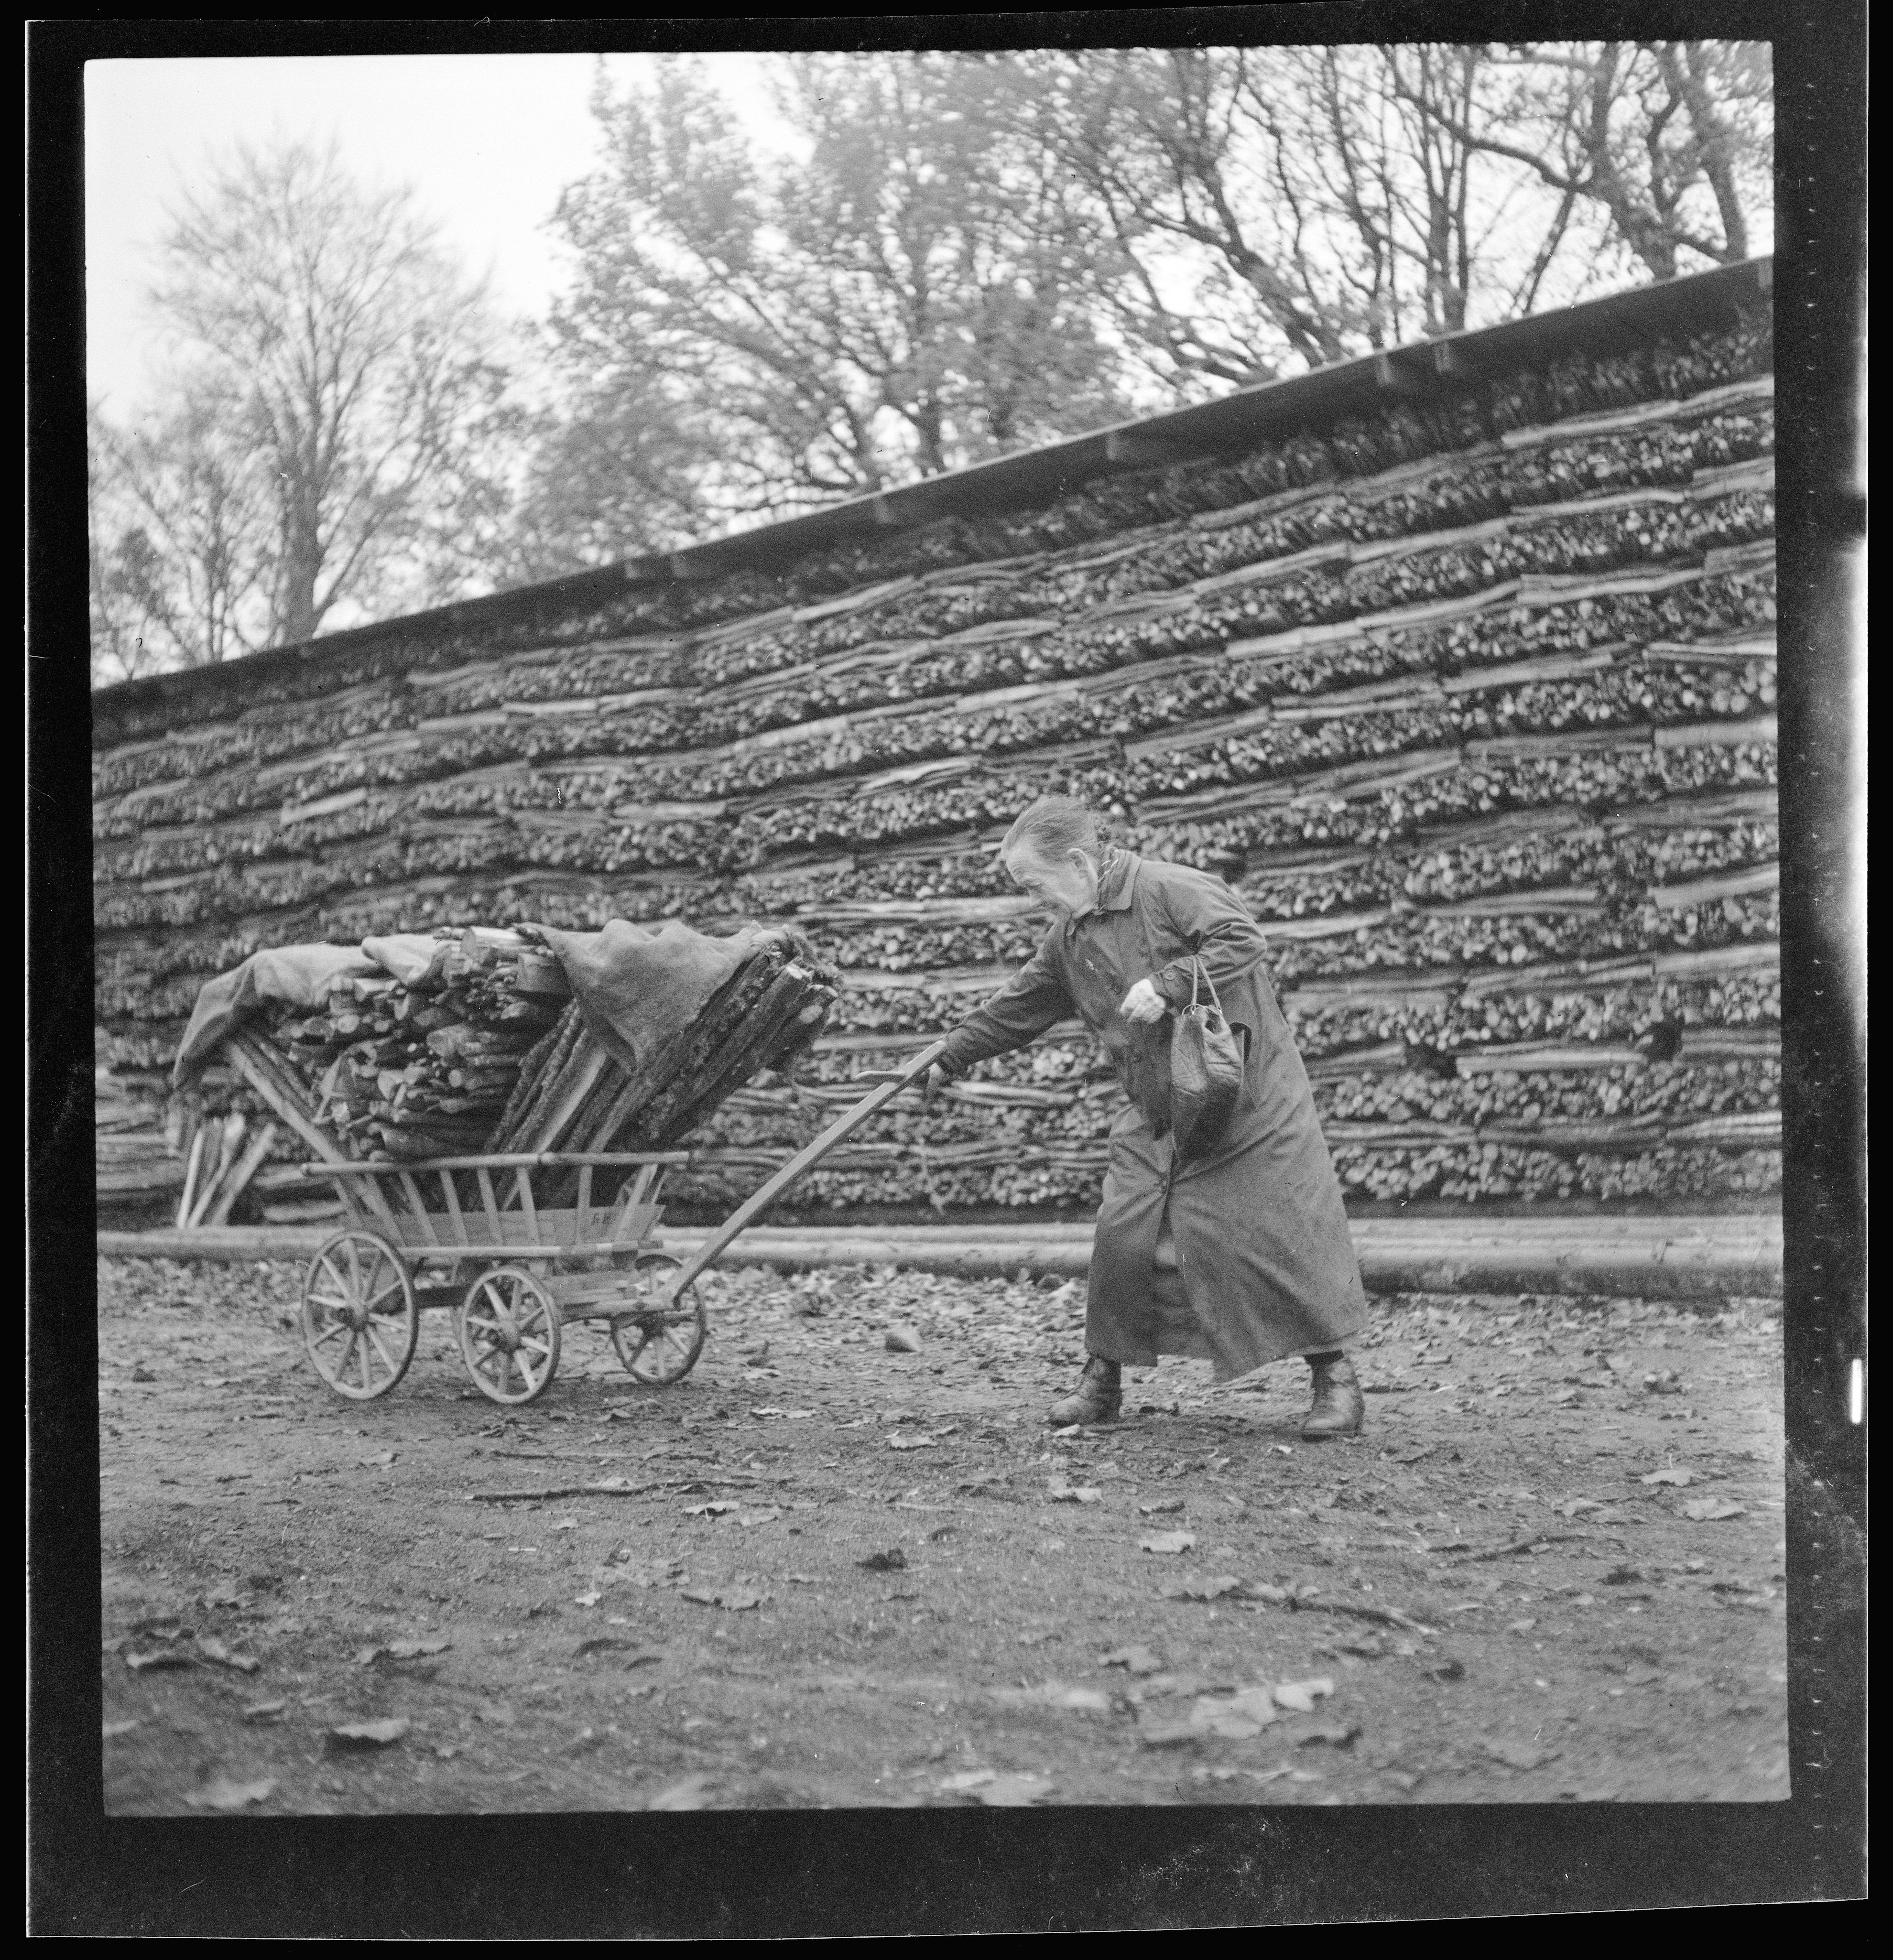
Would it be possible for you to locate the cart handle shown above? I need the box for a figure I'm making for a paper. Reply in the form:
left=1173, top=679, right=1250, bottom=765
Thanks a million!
left=661, top=1039, right=948, bottom=1298
left=299, top=1151, right=692, bottom=1176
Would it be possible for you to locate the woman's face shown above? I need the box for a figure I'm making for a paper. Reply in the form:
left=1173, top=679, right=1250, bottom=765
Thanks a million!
left=1004, top=843, right=1100, bottom=921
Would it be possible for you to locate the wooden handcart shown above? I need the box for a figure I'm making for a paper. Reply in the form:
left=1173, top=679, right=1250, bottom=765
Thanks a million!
left=293, top=1040, right=946, bottom=1405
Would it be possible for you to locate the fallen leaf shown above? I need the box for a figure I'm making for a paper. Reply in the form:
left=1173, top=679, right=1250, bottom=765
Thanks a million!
left=1139, top=1531, right=1196, bottom=1555
left=1641, top=1467, right=1694, bottom=1487
left=1682, top=1497, right=1747, bottom=1522
left=680, top=1588, right=764, bottom=1611
left=387, top=1637, right=452, bottom=1660
left=887, top=1433, right=935, bottom=1451
left=686, top=1501, right=737, bottom=1518
left=1601, top=1565, right=1645, bottom=1586
left=356, top=1451, right=397, bottom=1468
left=102, top=1718, right=140, bottom=1739
left=1189, top=1688, right=1277, bottom=1739
left=1506, top=1619, right=1538, bottom=1635
left=648, top=1773, right=717, bottom=1811
left=326, top=1717, right=410, bottom=1749
left=1427, top=1658, right=1467, bottom=1682
left=574, top=1591, right=602, bottom=1608
left=574, top=1636, right=660, bottom=1660
left=1139, top=1499, right=1185, bottom=1515
left=1294, top=1722, right=1361, bottom=1748
left=124, top=1650, right=192, bottom=1674
left=735, top=1507, right=782, bottom=1527
left=129, top=1616, right=190, bottom=1640
left=1485, top=1739, right=1561, bottom=1771
left=1558, top=1498, right=1604, bottom=1518
left=1643, top=1371, right=1684, bottom=1396
left=938, top=1769, right=995, bottom=1793
left=858, top=1549, right=907, bottom=1572
left=205, top=1584, right=245, bottom=1608
left=1160, top=1575, right=1241, bottom=1602
left=977, top=1774, right=1054, bottom=1807
left=195, top=1638, right=261, bottom=1674
left=1270, top=1677, right=1335, bottom=1715
left=1137, top=1721, right=1201, bottom=1750
left=185, top=1776, right=276, bottom=1811
left=1047, top=1482, right=1101, bottom=1505
left=242, top=1700, right=287, bottom=1724
left=1101, top=1645, right=1164, bottom=1677
left=474, top=1701, right=517, bottom=1727
left=1053, top=1687, right=1110, bottom=1712
left=884, top=1326, right=922, bottom=1354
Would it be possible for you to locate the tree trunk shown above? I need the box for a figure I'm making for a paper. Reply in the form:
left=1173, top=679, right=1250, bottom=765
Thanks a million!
left=1671, top=43, right=1751, bottom=262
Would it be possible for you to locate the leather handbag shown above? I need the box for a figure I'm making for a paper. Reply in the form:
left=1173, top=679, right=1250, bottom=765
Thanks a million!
left=1169, top=958, right=1244, bottom=1160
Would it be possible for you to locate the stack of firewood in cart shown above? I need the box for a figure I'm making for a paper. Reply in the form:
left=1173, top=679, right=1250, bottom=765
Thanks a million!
left=204, top=926, right=837, bottom=1220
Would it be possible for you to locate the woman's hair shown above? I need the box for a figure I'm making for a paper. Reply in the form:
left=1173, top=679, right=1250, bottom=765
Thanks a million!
left=1002, top=795, right=1101, bottom=865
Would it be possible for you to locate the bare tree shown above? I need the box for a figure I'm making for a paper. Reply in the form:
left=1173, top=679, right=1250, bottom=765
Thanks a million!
left=89, top=386, right=273, bottom=679
left=544, top=53, right=1132, bottom=528
left=1405, top=42, right=1772, bottom=282
left=1034, top=41, right=1770, bottom=390
left=141, top=138, right=517, bottom=649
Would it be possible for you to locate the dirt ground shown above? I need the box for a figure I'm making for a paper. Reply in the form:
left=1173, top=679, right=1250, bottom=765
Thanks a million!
left=98, top=1252, right=1789, bottom=1813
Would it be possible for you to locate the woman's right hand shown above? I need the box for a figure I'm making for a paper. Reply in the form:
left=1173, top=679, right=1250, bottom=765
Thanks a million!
left=925, top=1064, right=951, bottom=1107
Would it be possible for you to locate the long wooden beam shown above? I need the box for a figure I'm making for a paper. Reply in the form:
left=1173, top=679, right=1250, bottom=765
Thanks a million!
left=97, top=1210, right=1782, bottom=1300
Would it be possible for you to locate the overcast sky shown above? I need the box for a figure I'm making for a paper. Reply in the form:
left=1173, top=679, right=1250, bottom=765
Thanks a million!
left=84, top=53, right=801, bottom=412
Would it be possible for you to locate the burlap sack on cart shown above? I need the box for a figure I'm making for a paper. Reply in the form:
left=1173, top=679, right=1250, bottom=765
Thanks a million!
left=173, top=944, right=382, bottom=1087
left=527, top=918, right=795, bottom=1077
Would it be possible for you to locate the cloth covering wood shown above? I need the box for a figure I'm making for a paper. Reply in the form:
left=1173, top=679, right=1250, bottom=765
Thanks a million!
left=175, top=915, right=805, bottom=1115
left=172, top=945, right=381, bottom=1086
left=937, top=848, right=1367, bottom=1381
left=525, top=919, right=789, bottom=1077
left=360, top=933, right=452, bottom=988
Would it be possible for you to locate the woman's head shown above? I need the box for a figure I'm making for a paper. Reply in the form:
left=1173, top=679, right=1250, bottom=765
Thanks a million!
left=1002, top=796, right=1105, bottom=920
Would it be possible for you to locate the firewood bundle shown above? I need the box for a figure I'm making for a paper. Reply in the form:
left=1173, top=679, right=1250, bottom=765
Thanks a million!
left=1283, top=985, right=1459, bottom=1060
left=244, top=934, right=568, bottom=1161
left=1127, top=702, right=1460, bottom=802
left=1317, top=1056, right=1781, bottom=1131
left=221, top=926, right=839, bottom=1170
left=1576, top=1145, right=1781, bottom=1202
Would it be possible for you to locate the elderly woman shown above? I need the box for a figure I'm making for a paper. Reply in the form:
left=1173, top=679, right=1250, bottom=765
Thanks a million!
left=931, top=796, right=1367, bottom=1438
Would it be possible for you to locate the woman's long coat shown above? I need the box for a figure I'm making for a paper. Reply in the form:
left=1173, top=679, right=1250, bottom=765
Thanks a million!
left=937, top=850, right=1366, bottom=1379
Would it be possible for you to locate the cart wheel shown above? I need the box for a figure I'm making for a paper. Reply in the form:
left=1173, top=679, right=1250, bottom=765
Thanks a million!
left=457, top=1266, right=561, bottom=1405
left=300, top=1231, right=419, bottom=1401
left=610, top=1253, right=707, bottom=1386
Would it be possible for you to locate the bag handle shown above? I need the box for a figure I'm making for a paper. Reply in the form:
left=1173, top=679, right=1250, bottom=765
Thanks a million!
left=1187, top=956, right=1225, bottom=1017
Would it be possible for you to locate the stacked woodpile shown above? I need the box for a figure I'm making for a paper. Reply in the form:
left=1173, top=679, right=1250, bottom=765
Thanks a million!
left=93, top=267, right=1779, bottom=1223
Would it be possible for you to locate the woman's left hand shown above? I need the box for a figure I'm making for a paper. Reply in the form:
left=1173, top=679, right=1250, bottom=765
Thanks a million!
left=1120, top=977, right=1167, bottom=1025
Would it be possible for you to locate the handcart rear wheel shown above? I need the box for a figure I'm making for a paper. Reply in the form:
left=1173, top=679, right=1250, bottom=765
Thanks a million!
left=610, top=1252, right=707, bottom=1386
left=457, top=1265, right=562, bottom=1405
left=300, top=1230, right=419, bottom=1401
